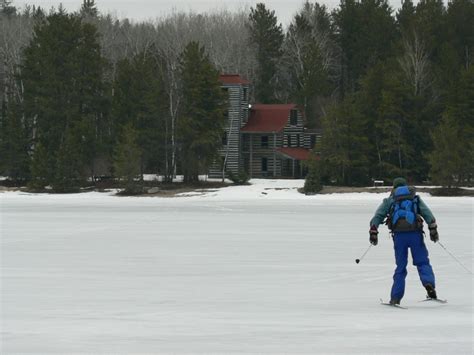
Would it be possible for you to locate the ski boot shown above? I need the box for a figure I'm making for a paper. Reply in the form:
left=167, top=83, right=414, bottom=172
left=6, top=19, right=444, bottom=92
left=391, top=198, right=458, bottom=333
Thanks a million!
left=425, top=284, right=437, bottom=299
left=389, top=298, right=401, bottom=305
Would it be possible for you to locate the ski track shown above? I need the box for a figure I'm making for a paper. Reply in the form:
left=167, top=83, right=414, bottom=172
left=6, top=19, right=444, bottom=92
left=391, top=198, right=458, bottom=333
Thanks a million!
left=1, top=180, right=473, bottom=354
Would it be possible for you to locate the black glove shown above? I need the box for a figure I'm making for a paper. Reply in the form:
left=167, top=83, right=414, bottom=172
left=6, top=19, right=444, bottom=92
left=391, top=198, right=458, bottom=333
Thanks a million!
left=428, top=222, right=439, bottom=243
left=369, top=225, right=378, bottom=246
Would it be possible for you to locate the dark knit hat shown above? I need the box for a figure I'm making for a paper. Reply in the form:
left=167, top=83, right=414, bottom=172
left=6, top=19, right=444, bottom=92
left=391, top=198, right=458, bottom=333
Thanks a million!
left=393, top=177, right=407, bottom=188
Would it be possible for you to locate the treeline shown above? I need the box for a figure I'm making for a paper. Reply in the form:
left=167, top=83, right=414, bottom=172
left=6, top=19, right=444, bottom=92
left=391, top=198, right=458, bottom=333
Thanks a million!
left=0, top=0, right=473, bottom=191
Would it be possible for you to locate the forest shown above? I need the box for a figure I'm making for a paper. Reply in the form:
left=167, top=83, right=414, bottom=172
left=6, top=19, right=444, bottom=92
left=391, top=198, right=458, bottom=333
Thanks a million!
left=0, top=0, right=473, bottom=192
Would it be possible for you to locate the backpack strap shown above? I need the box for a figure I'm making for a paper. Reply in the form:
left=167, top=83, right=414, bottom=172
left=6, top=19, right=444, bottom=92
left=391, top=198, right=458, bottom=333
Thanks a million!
left=413, top=195, right=419, bottom=215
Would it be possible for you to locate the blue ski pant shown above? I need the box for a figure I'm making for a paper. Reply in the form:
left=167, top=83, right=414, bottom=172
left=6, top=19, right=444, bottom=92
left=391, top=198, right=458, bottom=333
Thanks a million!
left=391, top=230, right=435, bottom=300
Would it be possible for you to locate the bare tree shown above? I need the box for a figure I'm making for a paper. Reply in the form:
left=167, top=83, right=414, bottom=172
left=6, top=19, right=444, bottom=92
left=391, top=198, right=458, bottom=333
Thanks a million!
left=278, top=2, right=340, bottom=122
left=398, top=31, right=432, bottom=96
left=153, top=14, right=190, bottom=181
left=0, top=12, right=34, bottom=119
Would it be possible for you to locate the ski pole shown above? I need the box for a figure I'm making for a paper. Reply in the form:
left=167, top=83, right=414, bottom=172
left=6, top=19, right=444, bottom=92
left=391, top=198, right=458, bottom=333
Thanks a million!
left=355, top=244, right=373, bottom=264
left=437, top=241, right=473, bottom=275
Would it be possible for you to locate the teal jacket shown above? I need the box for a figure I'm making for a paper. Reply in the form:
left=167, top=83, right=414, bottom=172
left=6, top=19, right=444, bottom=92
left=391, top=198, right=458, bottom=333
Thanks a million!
left=370, top=190, right=436, bottom=228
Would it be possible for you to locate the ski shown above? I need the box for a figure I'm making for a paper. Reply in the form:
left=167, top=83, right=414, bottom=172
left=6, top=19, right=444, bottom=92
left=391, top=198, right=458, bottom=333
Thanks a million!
left=419, top=298, right=448, bottom=304
left=380, top=299, right=407, bottom=309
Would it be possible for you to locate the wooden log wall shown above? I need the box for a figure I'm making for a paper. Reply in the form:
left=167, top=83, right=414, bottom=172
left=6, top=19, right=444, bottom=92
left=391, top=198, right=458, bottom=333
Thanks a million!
left=208, top=83, right=249, bottom=178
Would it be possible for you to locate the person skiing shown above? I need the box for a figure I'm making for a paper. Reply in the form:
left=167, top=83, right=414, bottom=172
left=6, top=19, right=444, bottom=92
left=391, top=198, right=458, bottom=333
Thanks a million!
left=369, top=177, right=440, bottom=305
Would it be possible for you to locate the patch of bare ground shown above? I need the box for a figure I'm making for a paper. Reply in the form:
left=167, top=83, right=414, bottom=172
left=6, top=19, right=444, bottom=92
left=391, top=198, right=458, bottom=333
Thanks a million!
left=0, top=186, right=20, bottom=193
left=319, top=186, right=392, bottom=194
left=143, top=181, right=230, bottom=197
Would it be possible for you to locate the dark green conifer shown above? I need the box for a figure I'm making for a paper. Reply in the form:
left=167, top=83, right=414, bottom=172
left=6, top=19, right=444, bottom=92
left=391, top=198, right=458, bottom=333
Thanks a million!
left=248, top=3, right=284, bottom=103
left=178, top=41, right=226, bottom=183
left=0, top=95, right=30, bottom=183
left=304, top=157, right=323, bottom=194
left=80, top=0, right=98, bottom=18
left=22, top=10, right=106, bottom=190
left=113, top=124, right=142, bottom=194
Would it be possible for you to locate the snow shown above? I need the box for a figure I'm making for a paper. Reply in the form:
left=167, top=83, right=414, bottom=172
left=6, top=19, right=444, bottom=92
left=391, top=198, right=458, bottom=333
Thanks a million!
left=1, top=180, right=473, bottom=353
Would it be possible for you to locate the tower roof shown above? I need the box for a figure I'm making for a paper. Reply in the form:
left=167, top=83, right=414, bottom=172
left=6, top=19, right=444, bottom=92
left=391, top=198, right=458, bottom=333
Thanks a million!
left=219, top=74, right=250, bottom=85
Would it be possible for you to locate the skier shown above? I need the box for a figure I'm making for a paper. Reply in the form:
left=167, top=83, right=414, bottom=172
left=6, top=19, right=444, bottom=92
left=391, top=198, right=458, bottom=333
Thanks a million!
left=369, top=177, right=440, bottom=305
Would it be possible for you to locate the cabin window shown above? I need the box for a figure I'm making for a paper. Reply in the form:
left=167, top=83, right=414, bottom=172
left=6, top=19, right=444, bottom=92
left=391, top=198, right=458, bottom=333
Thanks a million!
left=287, top=135, right=292, bottom=147
left=296, top=134, right=301, bottom=147
left=290, top=109, right=298, bottom=126
left=310, top=135, right=316, bottom=148
left=222, top=131, right=228, bottom=146
left=243, top=88, right=248, bottom=101
left=261, top=157, right=268, bottom=172
left=261, top=135, right=269, bottom=148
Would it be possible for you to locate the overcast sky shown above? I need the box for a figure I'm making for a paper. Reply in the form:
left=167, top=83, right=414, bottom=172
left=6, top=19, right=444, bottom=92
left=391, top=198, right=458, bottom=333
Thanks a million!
left=14, top=0, right=408, bottom=26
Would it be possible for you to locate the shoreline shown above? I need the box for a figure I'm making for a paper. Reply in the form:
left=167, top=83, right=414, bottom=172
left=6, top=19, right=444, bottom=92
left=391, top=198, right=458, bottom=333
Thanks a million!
left=1, top=183, right=473, bottom=197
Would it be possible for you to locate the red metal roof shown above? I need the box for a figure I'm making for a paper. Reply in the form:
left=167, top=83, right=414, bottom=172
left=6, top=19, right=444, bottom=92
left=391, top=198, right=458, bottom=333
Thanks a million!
left=241, top=104, right=298, bottom=133
left=219, top=74, right=250, bottom=85
left=277, top=147, right=312, bottom=161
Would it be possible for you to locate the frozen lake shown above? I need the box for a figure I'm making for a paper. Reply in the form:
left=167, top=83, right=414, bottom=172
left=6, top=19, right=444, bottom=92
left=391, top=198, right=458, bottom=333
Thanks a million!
left=1, top=180, right=473, bottom=353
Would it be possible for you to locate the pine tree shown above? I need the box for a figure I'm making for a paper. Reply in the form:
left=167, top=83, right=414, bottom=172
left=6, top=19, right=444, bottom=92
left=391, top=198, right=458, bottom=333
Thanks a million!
left=28, top=142, right=51, bottom=190
left=428, top=114, right=465, bottom=187
left=333, top=0, right=397, bottom=95
left=0, top=0, right=16, bottom=16
left=52, top=126, right=85, bottom=192
left=80, top=0, right=98, bottom=18
left=429, top=66, right=474, bottom=186
left=321, top=97, right=370, bottom=185
left=413, top=0, right=446, bottom=54
left=112, top=51, right=167, bottom=178
left=304, top=157, right=323, bottom=194
left=445, top=0, right=474, bottom=70
left=282, top=3, right=334, bottom=127
left=354, top=62, right=412, bottom=180
left=113, top=124, right=142, bottom=194
left=22, top=11, right=107, bottom=190
left=396, top=0, right=416, bottom=35
left=248, top=3, right=284, bottom=103
left=0, top=97, right=30, bottom=182
left=177, top=41, right=226, bottom=183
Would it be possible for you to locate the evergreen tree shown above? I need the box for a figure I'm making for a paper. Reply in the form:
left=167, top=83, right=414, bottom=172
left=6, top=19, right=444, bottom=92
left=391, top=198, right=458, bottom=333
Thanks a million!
left=429, top=66, right=474, bottom=186
left=28, top=142, right=51, bottom=190
left=321, top=97, right=371, bottom=185
left=413, top=0, right=446, bottom=59
left=282, top=2, right=334, bottom=127
left=304, top=156, right=323, bottom=194
left=22, top=11, right=107, bottom=190
left=80, top=0, right=98, bottom=18
left=113, top=123, right=142, bottom=193
left=177, top=41, right=226, bottom=183
left=356, top=62, right=413, bottom=180
left=0, top=0, right=16, bottom=16
left=0, top=95, right=30, bottom=182
left=52, top=125, right=85, bottom=192
left=333, top=0, right=397, bottom=95
left=445, top=0, right=474, bottom=70
left=248, top=3, right=284, bottom=103
left=428, top=114, right=465, bottom=187
left=372, top=66, right=415, bottom=178
left=112, top=51, right=167, bottom=178
left=396, top=0, right=416, bottom=35
left=346, top=59, right=436, bottom=183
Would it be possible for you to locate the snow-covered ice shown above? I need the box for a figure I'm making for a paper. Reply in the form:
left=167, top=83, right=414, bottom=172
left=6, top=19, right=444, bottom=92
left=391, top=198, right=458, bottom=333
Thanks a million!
left=1, top=180, right=473, bottom=353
